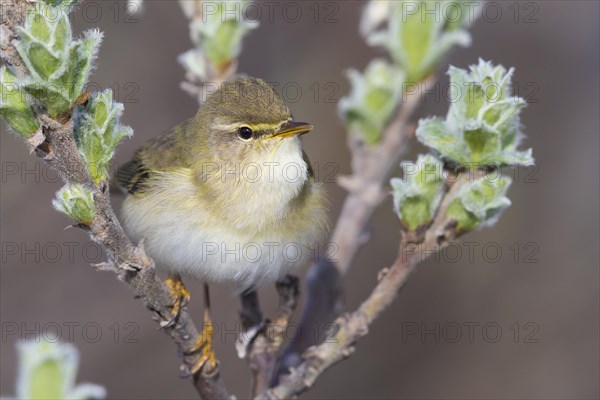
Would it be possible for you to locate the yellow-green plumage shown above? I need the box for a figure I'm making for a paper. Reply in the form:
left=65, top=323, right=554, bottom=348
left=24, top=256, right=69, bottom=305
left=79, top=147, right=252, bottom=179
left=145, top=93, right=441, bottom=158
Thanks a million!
left=117, top=78, right=327, bottom=289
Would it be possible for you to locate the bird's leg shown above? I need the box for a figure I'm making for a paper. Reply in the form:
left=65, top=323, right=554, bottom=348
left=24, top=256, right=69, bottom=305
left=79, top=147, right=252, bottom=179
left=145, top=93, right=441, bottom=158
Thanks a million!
left=239, top=289, right=263, bottom=330
left=236, top=289, right=267, bottom=359
left=186, top=283, right=217, bottom=374
left=164, top=273, right=190, bottom=327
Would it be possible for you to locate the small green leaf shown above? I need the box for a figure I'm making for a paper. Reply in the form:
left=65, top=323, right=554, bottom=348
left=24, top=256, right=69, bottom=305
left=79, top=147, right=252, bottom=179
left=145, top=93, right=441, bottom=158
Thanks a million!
left=92, top=99, right=109, bottom=127
left=401, top=5, right=434, bottom=79
left=464, top=83, right=486, bottom=120
left=52, top=16, right=71, bottom=53
left=391, top=154, right=445, bottom=230
left=399, top=195, right=432, bottom=231
left=29, top=360, right=64, bottom=400
left=463, top=125, right=500, bottom=162
left=446, top=199, right=479, bottom=232
left=30, top=15, right=51, bottom=42
left=446, top=176, right=512, bottom=232
left=28, top=43, right=62, bottom=80
left=205, top=20, right=240, bottom=66
left=52, top=184, right=96, bottom=224
left=65, top=29, right=103, bottom=103
left=416, top=117, right=469, bottom=164
left=0, top=67, right=40, bottom=137
left=24, top=81, right=71, bottom=118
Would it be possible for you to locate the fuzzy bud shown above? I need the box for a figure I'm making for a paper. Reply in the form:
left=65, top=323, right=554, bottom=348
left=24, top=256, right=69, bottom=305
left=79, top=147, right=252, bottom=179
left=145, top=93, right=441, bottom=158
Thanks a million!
left=417, top=60, right=534, bottom=168
left=391, top=154, right=446, bottom=230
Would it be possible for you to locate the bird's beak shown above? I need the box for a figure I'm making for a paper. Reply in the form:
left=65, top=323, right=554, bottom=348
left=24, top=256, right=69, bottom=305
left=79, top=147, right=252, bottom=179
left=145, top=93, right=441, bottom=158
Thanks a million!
left=271, top=121, right=314, bottom=139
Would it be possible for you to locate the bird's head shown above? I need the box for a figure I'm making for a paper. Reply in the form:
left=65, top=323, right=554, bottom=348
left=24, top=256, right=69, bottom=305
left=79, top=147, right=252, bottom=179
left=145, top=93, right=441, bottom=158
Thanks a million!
left=192, top=77, right=313, bottom=166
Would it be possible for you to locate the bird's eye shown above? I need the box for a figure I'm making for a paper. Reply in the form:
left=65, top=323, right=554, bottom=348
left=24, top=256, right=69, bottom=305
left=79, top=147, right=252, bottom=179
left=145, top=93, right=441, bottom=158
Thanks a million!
left=237, top=126, right=253, bottom=141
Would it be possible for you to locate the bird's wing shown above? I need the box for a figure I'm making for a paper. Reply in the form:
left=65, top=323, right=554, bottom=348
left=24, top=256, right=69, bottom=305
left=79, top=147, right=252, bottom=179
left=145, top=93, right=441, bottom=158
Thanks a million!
left=115, top=118, right=194, bottom=195
left=302, top=150, right=314, bottom=179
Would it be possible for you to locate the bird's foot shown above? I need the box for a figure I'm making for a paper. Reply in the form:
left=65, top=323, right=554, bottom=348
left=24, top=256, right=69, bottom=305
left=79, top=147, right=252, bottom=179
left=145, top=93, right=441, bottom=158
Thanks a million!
left=186, top=319, right=218, bottom=375
left=235, top=319, right=267, bottom=359
left=163, top=275, right=191, bottom=328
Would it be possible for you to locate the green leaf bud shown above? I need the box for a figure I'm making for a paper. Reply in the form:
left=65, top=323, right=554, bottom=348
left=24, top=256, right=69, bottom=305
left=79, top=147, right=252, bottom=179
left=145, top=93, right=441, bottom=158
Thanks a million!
left=14, top=2, right=102, bottom=117
left=417, top=60, right=534, bottom=168
left=52, top=184, right=96, bottom=225
left=363, top=1, right=480, bottom=82
left=391, top=154, right=445, bottom=230
left=73, top=89, right=133, bottom=183
left=181, top=0, right=258, bottom=73
left=15, top=340, right=106, bottom=400
left=446, top=176, right=512, bottom=233
left=338, top=59, right=405, bottom=144
left=0, top=66, right=40, bottom=137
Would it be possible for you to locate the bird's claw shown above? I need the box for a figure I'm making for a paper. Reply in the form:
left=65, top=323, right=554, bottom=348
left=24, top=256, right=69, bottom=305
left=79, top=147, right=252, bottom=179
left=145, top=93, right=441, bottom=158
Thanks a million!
left=185, top=321, right=218, bottom=375
left=163, top=276, right=191, bottom=328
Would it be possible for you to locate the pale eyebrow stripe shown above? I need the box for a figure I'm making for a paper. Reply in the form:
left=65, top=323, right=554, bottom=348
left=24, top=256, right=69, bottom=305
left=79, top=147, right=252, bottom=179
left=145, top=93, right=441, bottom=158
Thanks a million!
left=212, top=121, right=290, bottom=131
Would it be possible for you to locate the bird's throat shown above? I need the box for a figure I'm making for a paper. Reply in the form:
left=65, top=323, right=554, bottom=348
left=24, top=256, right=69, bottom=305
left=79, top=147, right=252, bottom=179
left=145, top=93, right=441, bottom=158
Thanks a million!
left=193, top=138, right=310, bottom=232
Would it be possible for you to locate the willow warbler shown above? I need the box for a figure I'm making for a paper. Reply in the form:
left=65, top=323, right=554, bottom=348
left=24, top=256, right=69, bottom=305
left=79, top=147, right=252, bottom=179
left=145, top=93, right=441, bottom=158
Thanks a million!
left=117, top=77, right=327, bottom=291
left=116, top=77, right=327, bottom=372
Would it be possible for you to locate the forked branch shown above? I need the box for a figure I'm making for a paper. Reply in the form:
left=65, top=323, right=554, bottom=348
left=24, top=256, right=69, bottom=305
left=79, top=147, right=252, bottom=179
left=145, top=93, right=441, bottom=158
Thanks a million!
left=268, top=170, right=480, bottom=399
left=283, top=77, right=435, bottom=362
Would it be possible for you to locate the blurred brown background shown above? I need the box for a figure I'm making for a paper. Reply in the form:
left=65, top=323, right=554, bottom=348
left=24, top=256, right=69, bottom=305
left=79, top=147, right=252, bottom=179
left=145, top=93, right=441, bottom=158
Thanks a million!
left=1, top=1, right=599, bottom=399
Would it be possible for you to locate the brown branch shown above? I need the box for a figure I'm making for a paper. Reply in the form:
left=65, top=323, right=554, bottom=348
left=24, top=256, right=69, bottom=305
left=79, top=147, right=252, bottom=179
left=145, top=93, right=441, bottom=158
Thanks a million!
left=281, top=76, right=436, bottom=366
left=0, top=0, right=31, bottom=77
left=268, top=170, right=481, bottom=399
left=1, top=1, right=231, bottom=398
